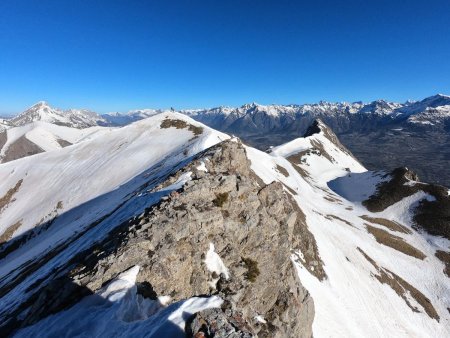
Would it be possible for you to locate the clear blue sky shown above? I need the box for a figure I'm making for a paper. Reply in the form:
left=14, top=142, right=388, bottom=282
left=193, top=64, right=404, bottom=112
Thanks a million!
left=1, top=0, right=450, bottom=114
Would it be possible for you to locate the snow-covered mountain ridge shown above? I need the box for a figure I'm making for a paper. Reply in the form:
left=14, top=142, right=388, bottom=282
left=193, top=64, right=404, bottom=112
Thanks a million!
left=181, top=94, right=450, bottom=119
left=4, top=94, right=450, bottom=128
left=0, top=114, right=448, bottom=337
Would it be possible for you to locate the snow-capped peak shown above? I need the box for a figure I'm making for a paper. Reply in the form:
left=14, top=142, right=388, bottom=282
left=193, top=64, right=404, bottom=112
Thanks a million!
left=241, top=102, right=259, bottom=110
left=33, top=101, right=50, bottom=107
left=9, top=101, right=106, bottom=129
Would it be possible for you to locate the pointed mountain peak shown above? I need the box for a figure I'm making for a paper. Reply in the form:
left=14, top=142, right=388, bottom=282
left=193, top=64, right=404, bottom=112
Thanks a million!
left=420, top=93, right=450, bottom=104
left=27, top=101, right=51, bottom=110
left=14, top=101, right=56, bottom=121
left=432, top=93, right=450, bottom=99
left=241, top=102, right=259, bottom=110
left=9, top=102, right=104, bottom=128
left=303, top=118, right=330, bottom=137
left=302, top=118, right=360, bottom=163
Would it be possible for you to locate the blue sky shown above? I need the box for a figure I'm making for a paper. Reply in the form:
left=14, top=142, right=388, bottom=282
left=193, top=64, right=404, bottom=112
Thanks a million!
left=1, top=0, right=450, bottom=114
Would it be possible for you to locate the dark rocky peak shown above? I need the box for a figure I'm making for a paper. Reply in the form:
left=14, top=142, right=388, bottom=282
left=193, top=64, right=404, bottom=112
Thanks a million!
left=303, top=118, right=360, bottom=162
left=303, top=119, right=325, bottom=137
left=303, top=119, right=340, bottom=143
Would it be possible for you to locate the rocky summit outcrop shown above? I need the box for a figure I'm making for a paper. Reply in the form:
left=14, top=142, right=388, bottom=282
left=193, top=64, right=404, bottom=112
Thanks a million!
left=7, top=140, right=315, bottom=337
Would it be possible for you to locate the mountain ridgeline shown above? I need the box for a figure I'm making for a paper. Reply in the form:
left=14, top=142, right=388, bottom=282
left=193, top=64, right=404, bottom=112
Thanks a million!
left=2, top=94, right=449, bottom=186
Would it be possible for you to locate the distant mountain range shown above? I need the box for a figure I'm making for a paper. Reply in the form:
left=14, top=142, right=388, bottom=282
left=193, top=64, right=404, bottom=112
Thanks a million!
left=3, top=94, right=449, bottom=132
left=181, top=94, right=450, bottom=137
left=1, top=94, right=449, bottom=186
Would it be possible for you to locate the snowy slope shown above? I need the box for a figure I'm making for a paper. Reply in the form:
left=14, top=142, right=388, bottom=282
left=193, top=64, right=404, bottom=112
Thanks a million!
left=0, top=121, right=113, bottom=162
left=270, top=119, right=365, bottom=184
left=246, top=124, right=449, bottom=337
left=0, top=113, right=229, bottom=332
left=0, top=112, right=228, bottom=262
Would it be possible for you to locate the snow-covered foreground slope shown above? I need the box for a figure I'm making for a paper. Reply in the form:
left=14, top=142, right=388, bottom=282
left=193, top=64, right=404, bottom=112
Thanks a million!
left=0, top=116, right=448, bottom=337
left=0, top=113, right=229, bottom=334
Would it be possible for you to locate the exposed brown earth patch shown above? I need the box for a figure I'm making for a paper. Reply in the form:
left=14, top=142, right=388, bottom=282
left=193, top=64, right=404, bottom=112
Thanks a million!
left=360, top=215, right=411, bottom=234
left=0, top=220, right=22, bottom=245
left=357, top=247, right=439, bottom=321
left=365, top=225, right=425, bottom=260
left=0, top=130, right=6, bottom=151
left=310, top=139, right=335, bottom=163
left=435, top=250, right=450, bottom=277
left=275, top=164, right=289, bottom=177
left=56, top=139, right=72, bottom=148
left=363, top=168, right=420, bottom=212
left=2, top=136, right=44, bottom=162
left=286, top=150, right=309, bottom=164
left=323, top=195, right=342, bottom=204
left=286, top=154, right=310, bottom=179
left=325, top=214, right=356, bottom=228
left=160, top=118, right=203, bottom=136
left=0, top=179, right=23, bottom=213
